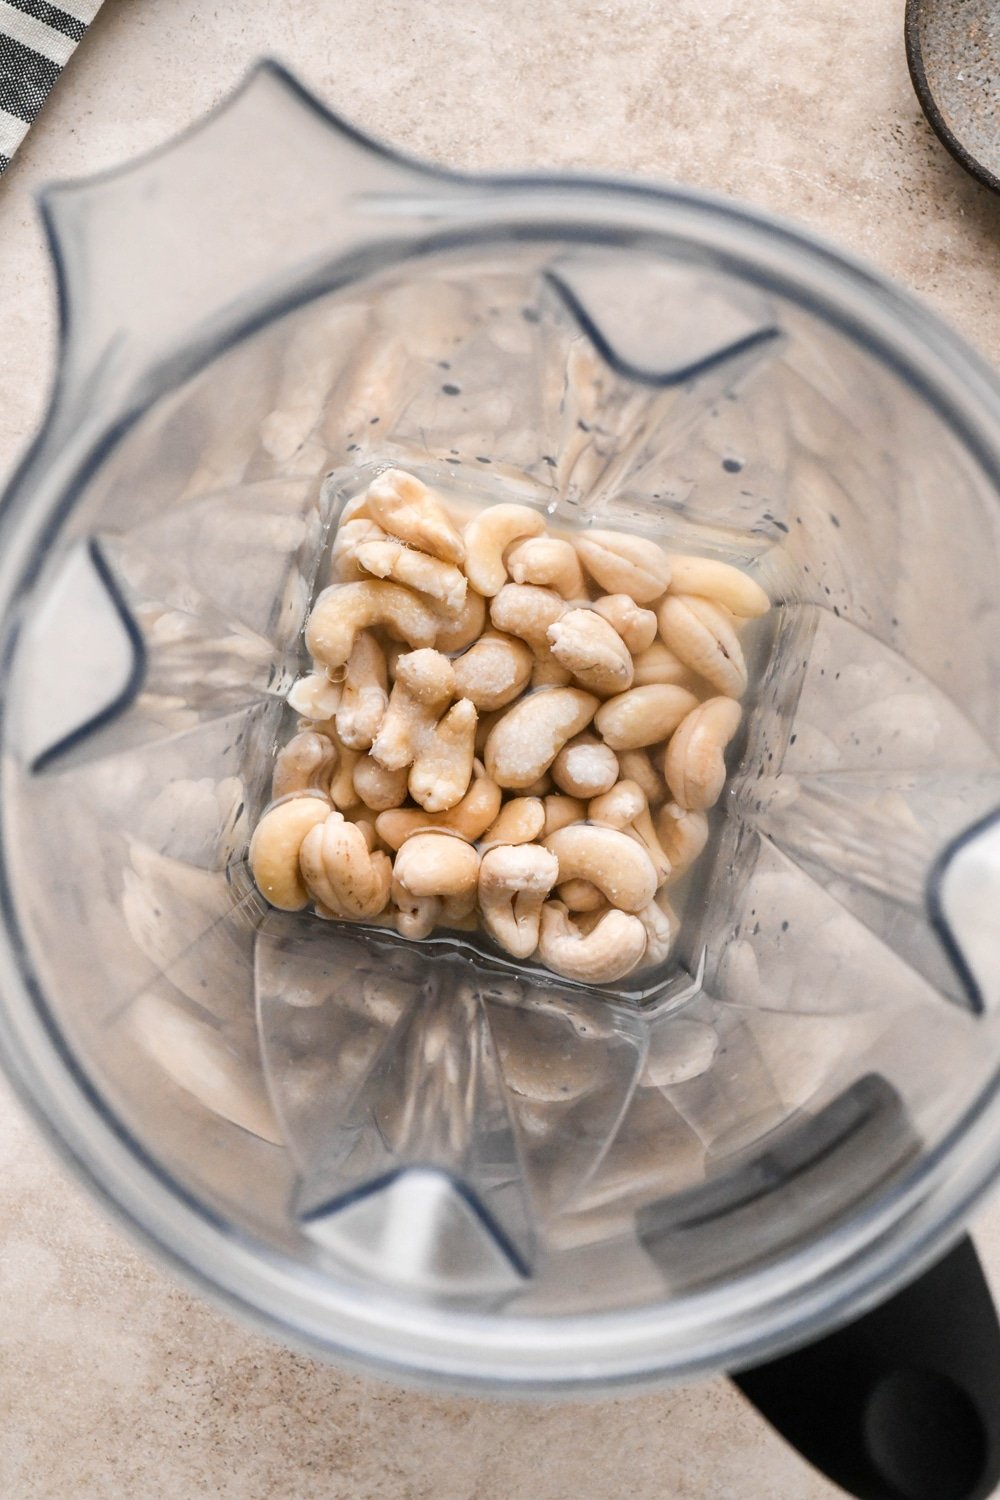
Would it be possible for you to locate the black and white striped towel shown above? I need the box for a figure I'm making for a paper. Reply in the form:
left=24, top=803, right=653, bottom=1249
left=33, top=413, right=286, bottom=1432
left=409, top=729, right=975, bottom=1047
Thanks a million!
left=0, top=0, right=102, bottom=173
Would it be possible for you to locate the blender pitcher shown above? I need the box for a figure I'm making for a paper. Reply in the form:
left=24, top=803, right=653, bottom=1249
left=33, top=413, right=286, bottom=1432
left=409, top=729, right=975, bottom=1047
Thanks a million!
left=1, top=61, right=1000, bottom=1500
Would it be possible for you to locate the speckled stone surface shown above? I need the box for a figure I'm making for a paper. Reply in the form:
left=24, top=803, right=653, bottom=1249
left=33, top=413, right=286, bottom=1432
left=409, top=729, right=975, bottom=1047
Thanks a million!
left=1, top=3, right=1000, bottom=1497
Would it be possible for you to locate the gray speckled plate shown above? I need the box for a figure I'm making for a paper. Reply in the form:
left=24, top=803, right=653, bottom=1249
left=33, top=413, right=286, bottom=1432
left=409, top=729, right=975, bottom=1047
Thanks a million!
left=906, top=0, right=1000, bottom=193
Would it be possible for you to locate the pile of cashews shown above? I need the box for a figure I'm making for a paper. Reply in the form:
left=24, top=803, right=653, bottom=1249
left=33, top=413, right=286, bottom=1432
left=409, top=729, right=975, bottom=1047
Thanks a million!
left=249, top=469, right=771, bottom=985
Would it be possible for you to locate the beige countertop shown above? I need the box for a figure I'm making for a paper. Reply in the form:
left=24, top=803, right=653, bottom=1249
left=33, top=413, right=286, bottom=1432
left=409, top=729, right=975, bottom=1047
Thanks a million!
left=2, top=2, right=1000, bottom=1496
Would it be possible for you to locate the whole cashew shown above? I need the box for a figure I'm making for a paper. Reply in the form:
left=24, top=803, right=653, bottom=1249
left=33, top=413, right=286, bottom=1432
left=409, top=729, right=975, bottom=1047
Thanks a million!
left=489, top=583, right=566, bottom=657
left=354, top=537, right=467, bottom=614
left=371, top=660, right=453, bottom=772
left=271, top=731, right=337, bottom=800
left=392, top=832, right=481, bottom=938
left=667, top=554, right=770, bottom=618
left=655, top=800, right=710, bottom=879
left=352, top=752, right=409, bottom=812
left=630, top=640, right=702, bottom=690
left=409, top=698, right=478, bottom=811
left=452, top=631, right=533, bottom=710
left=395, top=648, right=456, bottom=704
left=618, top=748, right=667, bottom=807
left=575, top=528, right=672, bottom=603
left=363, top=469, right=465, bottom=565
left=479, top=796, right=545, bottom=850
left=329, top=741, right=362, bottom=809
left=594, top=684, right=699, bottom=750
left=558, top=878, right=604, bottom=912
left=287, top=669, right=343, bottom=721
left=551, top=733, right=620, bottom=798
left=663, top=696, right=743, bottom=810
left=505, top=535, right=587, bottom=599
left=537, top=902, right=647, bottom=983
left=299, top=811, right=393, bottom=919
left=484, top=687, right=598, bottom=789
left=330, top=517, right=384, bottom=581
left=306, top=580, right=439, bottom=669
left=336, top=631, right=388, bottom=749
left=434, top=588, right=486, bottom=653
left=249, top=795, right=331, bottom=910
left=464, top=503, right=545, bottom=595
left=593, top=594, right=658, bottom=654
left=542, top=824, right=658, bottom=912
left=478, top=844, right=560, bottom=957
left=375, top=762, right=501, bottom=848
left=547, top=608, right=634, bottom=695
left=542, top=794, right=587, bottom=836
left=658, top=594, right=747, bottom=698
left=587, top=779, right=672, bottom=885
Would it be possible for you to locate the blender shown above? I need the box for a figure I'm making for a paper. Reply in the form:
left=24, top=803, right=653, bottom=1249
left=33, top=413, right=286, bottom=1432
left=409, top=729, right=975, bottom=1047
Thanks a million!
left=1, top=61, right=999, bottom=1500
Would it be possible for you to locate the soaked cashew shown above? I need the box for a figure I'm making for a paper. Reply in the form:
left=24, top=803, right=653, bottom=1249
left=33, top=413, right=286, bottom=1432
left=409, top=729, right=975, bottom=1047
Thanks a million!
left=306, top=580, right=439, bottom=669
left=664, top=696, right=743, bottom=810
left=505, top=535, right=587, bottom=599
left=434, top=588, right=486, bottom=653
left=478, top=844, right=560, bottom=957
left=542, top=794, right=587, bottom=837
left=551, top=733, right=619, bottom=798
left=575, top=529, right=672, bottom=603
left=630, top=640, right=702, bottom=690
left=330, top=517, right=384, bottom=581
left=352, top=753, right=409, bottom=812
left=271, top=731, right=337, bottom=800
left=595, top=684, right=699, bottom=750
left=542, top=824, right=658, bottom=912
left=655, top=801, right=710, bottom=879
left=480, top=797, right=545, bottom=850
left=364, top=469, right=465, bottom=564
left=329, top=741, right=362, bottom=810
left=464, top=503, right=545, bottom=595
left=249, top=795, right=331, bottom=910
left=658, top=594, right=747, bottom=698
left=370, top=652, right=454, bottom=771
left=537, top=902, right=647, bottom=983
left=593, top=594, right=658, bottom=654
left=376, top=764, right=501, bottom=848
left=547, top=608, right=633, bottom=695
left=392, top=833, right=480, bottom=939
left=588, top=779, right=671, bottom=885
left=355, top=537, right=467, bottom=614
left=490, top=583, right=566, bottom=656
left=558, top=877, right=604, bottom=912
left=409, top=698, right=478, bottom=812
left=618, top=748, right=667, bottom=807
left=667, top=554, right=770, bottom=618
left=287, top=669, right=343, bottom=721
left=395, top=647, right=457, bottom=704
left=452, top=631, right=533, bottom=710
left=299, top=811, right=393, bottom=920
left=336, top=631, right=388, bottom=749
left=485, top=687, right=598, bottom=789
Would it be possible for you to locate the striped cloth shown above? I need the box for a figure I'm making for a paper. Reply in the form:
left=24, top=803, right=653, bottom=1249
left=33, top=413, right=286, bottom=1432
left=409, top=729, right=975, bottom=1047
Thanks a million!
left=0, top=0, right=102, bottom=172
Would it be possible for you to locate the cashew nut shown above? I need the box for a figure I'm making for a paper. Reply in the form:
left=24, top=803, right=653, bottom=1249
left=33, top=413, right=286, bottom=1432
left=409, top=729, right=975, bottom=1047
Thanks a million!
left=558, top=878, right=604, bottom=912
left=370, top=654, right=454, bottom=771
left=329, top=740, right=362, bottom=810
left=478, top=844, right=560, bottom=957
left=392, top=832, right=481, bottom=938
left=485, top=687, right=598, bottom=789
left=409, top=698, right=478, bottom=812
left=636, top=892, right=680, bottom=967
left=505, top=535, right=587, bottom=599
left=354, top=537, right=468, bottom=614
left=551, top=733, right=619, bottom=798
left=271, top=731, right=337, bottom=800
left=363, top=469, right=465, bottom=564
left=618, top=748, right=667, bottom=807
left=630, top=640, right=702, bottom=690
left=464, top=503, right=545, bottom=596
left=287, top=669, right=344, bottom=722
left=593, top=594, right=658, bottom=654
left=306, top=581, right=439, bottom=669
left=663, top=696, right=743, bottom=810
left=667, top=554, right=770, bottom=618
left=452, top=630, right=533, bottom=710
left=537, top=902, right=647, bottom=983
left=299, top=811, right=392, bottom=920
left=395, top=647, right=456, bottom=704
left=352, top=752, right=409, bottom=812
left=249, top=795, right=330, bottom=910
left=594, top=684, right=699, bottom=750
left=655, top=800, right=710, bottom=879
left=575, top=528, right=672, bottom=603
left=434, top=588, right=487, bottom=653
left=587, top=779, right=671, bottom=885
left=658, top=594, right=747, bottom=698
left=480, top=797, right=545, bottom=850
left=375, top=763, right=501, bottom=848
left=489, top=583, right=566, bottom=656
left=530, top=656, right=574, bottom=689
left=330, top=517, right=385, bottom=581
left=336, top=630, right=388, bottom=749
left=542, top=794, right=587, bottom=836
left=542, top=824, right=658, bottom=912
left=547, top=608, right=634, bottom=695
left=522, top=771, right=553, bottom=797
